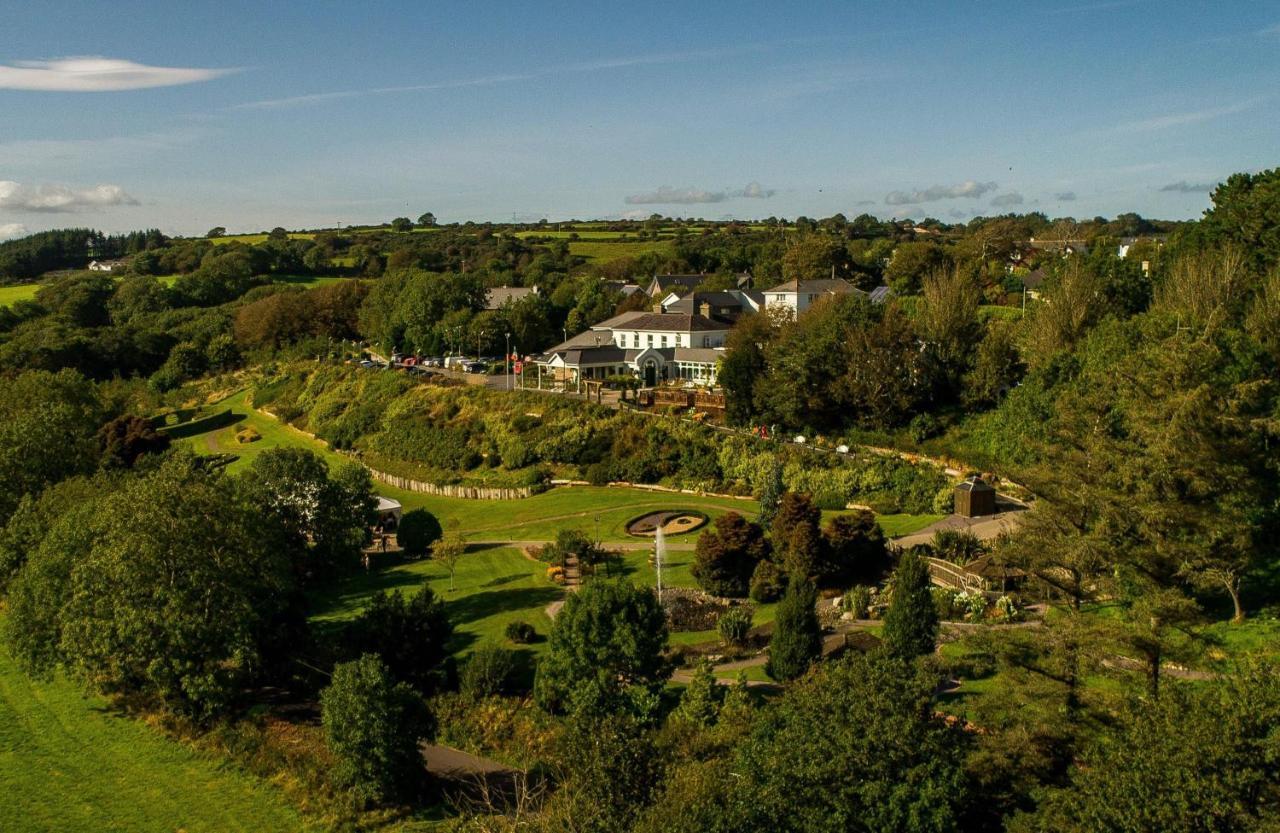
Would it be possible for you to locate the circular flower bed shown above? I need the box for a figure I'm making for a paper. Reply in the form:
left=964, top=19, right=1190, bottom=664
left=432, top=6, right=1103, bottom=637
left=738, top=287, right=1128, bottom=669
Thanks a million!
left=625, top=510, right=709, bottom=538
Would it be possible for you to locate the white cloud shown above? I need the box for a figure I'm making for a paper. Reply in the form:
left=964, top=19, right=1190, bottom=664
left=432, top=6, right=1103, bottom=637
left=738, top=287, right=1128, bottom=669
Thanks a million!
left=1113, top=98, right=1263, bottom=132
left=0, top=223, right=27, bottom=240
left=884, top=180, right=998, bottom=205
left=990, top=192, right=1025, bottom=207
left=624, top=183, right=775, bottom=205
left=0, top=57, right=235, bottom=92
left=0, top=181, right=139, bottom=213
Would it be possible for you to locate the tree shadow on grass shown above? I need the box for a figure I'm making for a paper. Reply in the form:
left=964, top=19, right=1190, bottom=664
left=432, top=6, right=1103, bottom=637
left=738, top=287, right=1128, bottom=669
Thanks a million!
left=307, top=568, right=430, bottom=620
left=442, top=587, right=563, bottom=627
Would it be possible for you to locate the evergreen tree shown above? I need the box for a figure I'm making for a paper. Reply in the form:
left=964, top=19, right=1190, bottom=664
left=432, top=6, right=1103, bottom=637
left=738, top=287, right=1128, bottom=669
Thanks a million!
left=674, top=660, right=721, bottom=727
left=691, top=512, right=768, bottom=597
left=757, top=458, right=784, bottom=527
left=770, top=492, right=823, bottom=579
left=766, top=576, right=822, bottom=681
left=882, top=550, right=939, bottom=659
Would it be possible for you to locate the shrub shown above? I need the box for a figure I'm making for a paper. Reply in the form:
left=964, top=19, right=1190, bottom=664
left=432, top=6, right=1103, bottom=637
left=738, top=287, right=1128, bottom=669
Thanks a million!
left=749, top=560, right=786, bottom=603
left=585, top=461, right=613, bottom=486
left=842, top=585, right=872, bottom=619
left=505, top=620, right=537, bottom=644
left=460, top=643, right=518, bottom=700
left=395, top=508, right=442, bottom=557
left=235, top=426, right=261, bottom=444
left=321, top=654, right=434, bottom=806
left=717, top=606, right=753, bottom=647
left=932, top=529, right=984, bottom=564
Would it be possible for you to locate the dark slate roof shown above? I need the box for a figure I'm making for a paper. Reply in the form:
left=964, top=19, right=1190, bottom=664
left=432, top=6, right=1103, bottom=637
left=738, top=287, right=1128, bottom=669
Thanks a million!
left=1022, top=268, right=1047, bottom=290
left=869, top=285, right=893, bottom=304
left=616, top=312, right=728, bottom=332
left=955, top=476, right=995, bottom=493
left=664, top=291, right=745, bottom=314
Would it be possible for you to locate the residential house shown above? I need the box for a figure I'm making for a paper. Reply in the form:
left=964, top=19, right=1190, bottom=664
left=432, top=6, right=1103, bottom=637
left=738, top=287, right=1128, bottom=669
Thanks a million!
left=762, top=277, right=864, bottom=315
left=644, top=271, right=752, bottom=299
left=87, top=259, right=127, bottom=272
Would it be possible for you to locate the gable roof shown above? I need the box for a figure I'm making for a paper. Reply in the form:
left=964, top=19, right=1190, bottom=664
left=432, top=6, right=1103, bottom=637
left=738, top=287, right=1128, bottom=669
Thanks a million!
left=763, top=277, right=863, bottom=295
left=616, top=312, right=728, bottom=333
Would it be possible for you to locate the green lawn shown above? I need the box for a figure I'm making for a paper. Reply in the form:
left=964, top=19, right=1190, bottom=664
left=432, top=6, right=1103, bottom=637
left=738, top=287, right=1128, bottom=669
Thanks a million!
left=309, top=546, right=558, bottom=661
left=567, top=239, right=675, bottom=263
left=0, top=283, right=40, bottom=307
left=0, top=624, right=310, bottom=833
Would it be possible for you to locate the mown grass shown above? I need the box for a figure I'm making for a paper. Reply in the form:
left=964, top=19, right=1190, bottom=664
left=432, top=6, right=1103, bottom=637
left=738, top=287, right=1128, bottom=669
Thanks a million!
left=0, top=283, right=39, bottom=307
left=567, top=239, right=675, bottom=263
left=0, top=620, right=311, bottom=833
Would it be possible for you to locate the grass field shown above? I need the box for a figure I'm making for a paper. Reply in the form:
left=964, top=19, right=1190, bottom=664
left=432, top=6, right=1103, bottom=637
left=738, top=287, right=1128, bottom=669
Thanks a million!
left=0, top=621, right=311, bottom=833
left=568, top=239, right=676, bottom=263
left=0, top=283, right=39, bottom=306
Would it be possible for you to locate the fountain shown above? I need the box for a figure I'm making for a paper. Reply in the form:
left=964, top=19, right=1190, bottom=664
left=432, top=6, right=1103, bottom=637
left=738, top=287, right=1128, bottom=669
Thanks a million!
left=654, top=525, right=665, bottom=606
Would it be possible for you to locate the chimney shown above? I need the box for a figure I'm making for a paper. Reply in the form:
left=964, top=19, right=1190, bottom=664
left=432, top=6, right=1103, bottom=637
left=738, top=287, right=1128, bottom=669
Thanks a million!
left=699, top=301, right=712, bottom=319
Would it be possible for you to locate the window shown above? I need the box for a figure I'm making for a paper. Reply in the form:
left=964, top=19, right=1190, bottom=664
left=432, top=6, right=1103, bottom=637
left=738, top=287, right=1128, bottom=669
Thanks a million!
left=647, top=334, right=653, bottom=346
left=661, top=335, right=669, bottom=347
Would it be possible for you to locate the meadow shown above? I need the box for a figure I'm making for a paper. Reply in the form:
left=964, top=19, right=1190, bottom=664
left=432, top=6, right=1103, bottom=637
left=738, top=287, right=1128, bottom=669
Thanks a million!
left=0, top=619, right=311, bottom=833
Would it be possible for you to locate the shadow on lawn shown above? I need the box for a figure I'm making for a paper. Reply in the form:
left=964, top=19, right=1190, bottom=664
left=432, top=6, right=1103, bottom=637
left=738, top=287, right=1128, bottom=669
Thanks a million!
left=442, top=586, right=562, bottom=627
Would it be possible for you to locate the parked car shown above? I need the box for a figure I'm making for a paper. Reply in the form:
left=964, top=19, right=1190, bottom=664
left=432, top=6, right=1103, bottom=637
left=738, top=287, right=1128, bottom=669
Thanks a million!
left=463, top=361, right=488, bottom=374
left=358, top=359, right=376, bottom=368
left=423, top=356, right=443, bottom=367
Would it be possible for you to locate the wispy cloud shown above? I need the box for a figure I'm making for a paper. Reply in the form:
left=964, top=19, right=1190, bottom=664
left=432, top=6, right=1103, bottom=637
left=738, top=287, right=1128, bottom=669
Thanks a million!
left=0, top=181, right=138, bottom=213
left=884, top=180, right=998, bottom=205
left=0, top=223, right=27, bottom=240
left=990, top=192, right=1025, bottom=207
left=1159, top=180, right=1214, bottom=193
left=1048, top=0, right=1149, bottom=14
left=624, top=182, right=776, bottom=205
left=236, top=44, right=770, bottom=110
left=1113, top=98, right=1264, bottom=132
left=1054, top=191, right=1078, bottom=201
left=0, top=127, right=204, bottom=167
left=1259, top=23, right=1280, bottom=37
left=0, top=57, right=235, bottom=92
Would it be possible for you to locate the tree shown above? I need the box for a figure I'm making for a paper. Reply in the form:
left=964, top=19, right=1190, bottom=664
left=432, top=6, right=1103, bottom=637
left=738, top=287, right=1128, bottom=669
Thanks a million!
left=459, top=642, right=518, bottom=700
left=821, top=509, right=890, bottom=587
left=1028, top=661, right=1280, bottom=832
left=390, top=217, right=413, bottom=233
left=962, top=320, right=1024, bottom=408
left=691, top=512, right=769, bottom=597
left=0, top=369, right=103, bottom=523
left=882, top=550, right=939, bottom=659
left=39, top=455, right=293, bottom=718
left=395, top=508, right=442, bottom=558
left=206, top=226, right=226, bottom=238
left=321, top=654, right=434, bottom=806
left=542, top=711, right=663, bottom=832
left=918, top=265, right=982, bottom=395
left=237, top=448, right=375, bottom=583
left=1186, top=167, right=1280, bottom=272
left=431, top=524, right=466, bottom=591
left=781, top=234, right=841, bottom=283
left=719, top=311, right=777, bottom=426
left=766, top=576, right=821, bottom=681
left=884, top=240, right=949, bottom=295
left=742, top=653, right=969, bottom=832
left=534, top=579, right=670, bottom=716
left=96, top=414, right=169, bottom=469
left=770, top=492, right=823, bottom=579
left=344, top=587, right=453, bottom=696
left=756, top=457, right=784, bottom=527
left=416, top=212, right=436, bottom=227
left=837, top=303, right=928, bottom=427
left=673, top=660, right=721, bottom=727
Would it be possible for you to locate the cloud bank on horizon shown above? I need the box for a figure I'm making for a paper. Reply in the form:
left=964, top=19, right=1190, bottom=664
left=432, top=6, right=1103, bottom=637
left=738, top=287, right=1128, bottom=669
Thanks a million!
left=0, top=181, right=139, bottom=213
left=884, top=180, right=999, bottom=205
left=0, top=57, right=235, bottom=91
left=624, top=182, right=776, bottom=205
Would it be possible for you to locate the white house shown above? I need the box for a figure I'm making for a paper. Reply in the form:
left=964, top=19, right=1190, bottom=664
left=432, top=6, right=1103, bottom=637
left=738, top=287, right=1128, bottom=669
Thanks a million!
left=87, top=259, right=127, bottom=272
left=762, top=277, right=864, bottom=315
left=533, top=309, right=732, bottom=388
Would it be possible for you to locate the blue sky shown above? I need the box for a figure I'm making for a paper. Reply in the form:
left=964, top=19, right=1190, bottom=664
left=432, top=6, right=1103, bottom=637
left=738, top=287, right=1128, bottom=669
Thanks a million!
left=1, top=0, right=1277, bottom=237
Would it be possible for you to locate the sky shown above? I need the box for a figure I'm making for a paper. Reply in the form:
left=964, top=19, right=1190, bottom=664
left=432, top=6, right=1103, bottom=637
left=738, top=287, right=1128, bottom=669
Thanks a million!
left=1, top=0, right=1278, bottom=238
